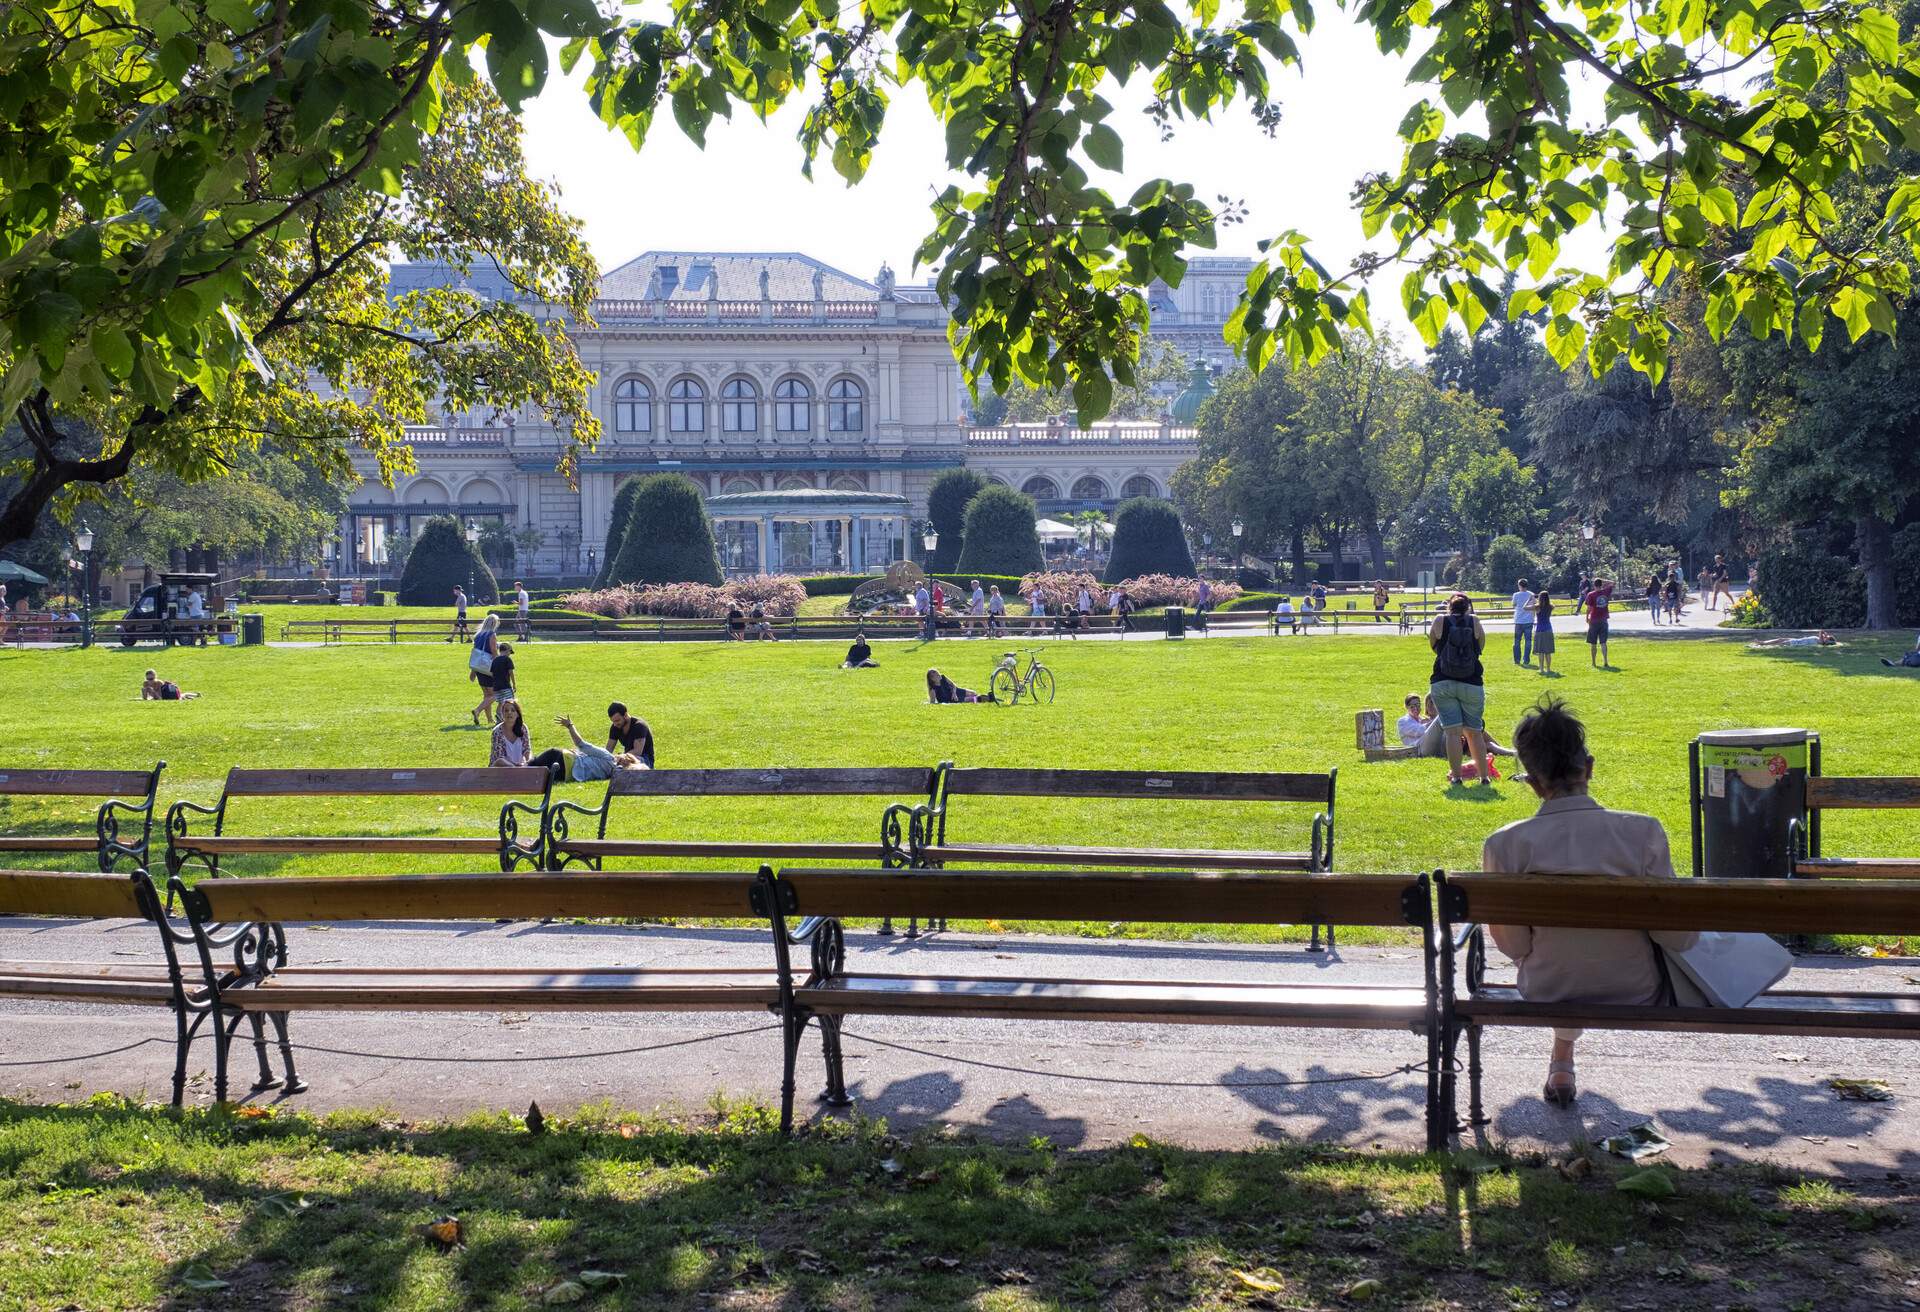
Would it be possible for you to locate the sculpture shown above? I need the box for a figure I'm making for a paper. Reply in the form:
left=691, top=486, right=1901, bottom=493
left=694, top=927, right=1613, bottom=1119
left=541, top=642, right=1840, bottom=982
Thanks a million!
left=876, top=263, right=896, bottom=299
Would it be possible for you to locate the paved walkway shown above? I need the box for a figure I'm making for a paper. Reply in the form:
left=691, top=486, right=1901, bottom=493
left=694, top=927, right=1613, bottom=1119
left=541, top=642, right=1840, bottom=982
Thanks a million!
left=3, top=917, right=1912, bottom=1176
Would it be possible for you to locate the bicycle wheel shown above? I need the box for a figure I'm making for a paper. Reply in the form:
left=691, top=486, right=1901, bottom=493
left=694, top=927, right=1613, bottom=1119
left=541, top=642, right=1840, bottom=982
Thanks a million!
left=988, top=667, right=1018, bottom=704
left=1027, top=667, right=1056, bottom=704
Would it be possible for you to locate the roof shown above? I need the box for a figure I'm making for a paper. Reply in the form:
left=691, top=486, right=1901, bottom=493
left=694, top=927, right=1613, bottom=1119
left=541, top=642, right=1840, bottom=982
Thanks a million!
left=598, top=252, right=882, bottom=302
left=704, top=489, right=912, bottom=512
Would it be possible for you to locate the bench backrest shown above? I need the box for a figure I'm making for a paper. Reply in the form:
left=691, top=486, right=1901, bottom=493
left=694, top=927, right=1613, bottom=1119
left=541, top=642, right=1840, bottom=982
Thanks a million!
left=1807, top=776, right=1920, bottom=810
left=1443, top=872, right=1920, bottom=936
left=777, top=868, right=1421, bottom=927
left=0, top=768, right=157, bottom=798
left=221, top=767, right=549, bottom=798
left=189, top=872, right=757, bottom=923
left=938, top=767, right=1334, bottom=805
left=605, top=767, right=936, bottom=799
left=0, top=870, right=151, bottom=919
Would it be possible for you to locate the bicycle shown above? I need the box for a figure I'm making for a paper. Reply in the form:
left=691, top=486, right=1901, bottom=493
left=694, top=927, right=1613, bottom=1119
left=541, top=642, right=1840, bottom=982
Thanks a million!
left=988, top=648, right=1056, bottom=705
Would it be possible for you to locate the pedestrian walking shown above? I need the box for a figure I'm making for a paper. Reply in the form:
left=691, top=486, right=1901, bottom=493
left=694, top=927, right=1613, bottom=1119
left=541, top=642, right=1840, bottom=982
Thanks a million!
left=1194, top=577, right=1212, bottom=632
left=1114, top=588, right=1135, bottom=635
left=1582, top=577, right=1614, bottom=669
left=448, top=585, right=470, bottom=643
left=514, top=580, right=531, bottom=639
left=1710, top=554, right=1735, bottom=610
left=1511, top=577, right=1535, bottom=663
left=1644, top=570, right=1663, bottom=625
left=987, top=584, right=1007, bottom=637
left=968, top=578, right=987, bottom=637
left=915, top=581, right=934, bottom=642
left=1533, top=590, right=1557, bottom=676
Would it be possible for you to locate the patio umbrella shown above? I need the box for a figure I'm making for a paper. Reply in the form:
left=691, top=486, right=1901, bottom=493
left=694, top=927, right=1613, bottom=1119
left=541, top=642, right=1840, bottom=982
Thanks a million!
left=0, top=559, right=49, bottom=586
left=1034, top=518, right=1079, bottom=542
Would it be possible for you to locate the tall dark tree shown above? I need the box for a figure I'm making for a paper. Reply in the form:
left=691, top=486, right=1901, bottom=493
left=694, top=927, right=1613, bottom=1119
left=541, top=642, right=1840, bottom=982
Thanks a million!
left=924, top=468, right=988, bottom=573
left=954, top=485, right=1043, bottom=577
left=1104, top=498, right=1195, bottom=581
left=595, top=476, right=644, bottom=588
left=608, top=475, right=723, bottom=586
left=399, top=516, right=497, bottom=605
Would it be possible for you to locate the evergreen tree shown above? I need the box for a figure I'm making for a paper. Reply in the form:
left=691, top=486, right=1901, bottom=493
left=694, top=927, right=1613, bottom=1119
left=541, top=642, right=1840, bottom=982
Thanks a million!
left=954, top=485, right=1043, bottom=576
left=1104, top=498, right=1195, bottom=581
left=925, top=468, right=988, bottom=572
left=398, top=516, right=498, bottom=605
left=595, top=476, right=644, bottom=587
left=608, top=474, right=723, bottom=586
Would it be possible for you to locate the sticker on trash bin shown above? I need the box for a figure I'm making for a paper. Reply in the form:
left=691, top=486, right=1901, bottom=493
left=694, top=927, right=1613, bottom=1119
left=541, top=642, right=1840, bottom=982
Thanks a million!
left=1707, top=766, right=1726, bottom=798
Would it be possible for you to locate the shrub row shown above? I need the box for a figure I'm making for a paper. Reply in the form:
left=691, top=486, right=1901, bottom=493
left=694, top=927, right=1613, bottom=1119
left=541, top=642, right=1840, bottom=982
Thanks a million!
left=557, top=575, right=808, bottom=620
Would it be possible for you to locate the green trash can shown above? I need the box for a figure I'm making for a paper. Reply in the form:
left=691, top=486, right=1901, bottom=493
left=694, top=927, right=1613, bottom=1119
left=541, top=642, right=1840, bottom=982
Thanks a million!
left=1689, top=728, right=1817, bottom=878
left=241, top=613, right=265, bottom=646
left=1166, top=606, right=1186, bottom=639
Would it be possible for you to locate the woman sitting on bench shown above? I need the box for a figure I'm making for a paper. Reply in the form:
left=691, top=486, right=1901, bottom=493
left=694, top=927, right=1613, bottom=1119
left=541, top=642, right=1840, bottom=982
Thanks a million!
left=926, top=669, right=990, bottom=704
left=1482, top=698, right=1694, bottom=1108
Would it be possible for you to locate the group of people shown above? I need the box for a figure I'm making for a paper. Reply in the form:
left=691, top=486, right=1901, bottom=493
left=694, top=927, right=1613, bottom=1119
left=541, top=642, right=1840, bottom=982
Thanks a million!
left=448, top=582, right=535, bottom=645
left=463, top=614, right=519, bottom=725
left=1505, top=577, right=1618, bottom=675
left=490, top=698, right=655, bottom=784
left=725, top=603, right=777, bottom=640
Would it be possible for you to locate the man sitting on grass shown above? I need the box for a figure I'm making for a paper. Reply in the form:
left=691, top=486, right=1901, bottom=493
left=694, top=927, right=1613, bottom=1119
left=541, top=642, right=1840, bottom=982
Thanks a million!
left=140, top=669, right=200, bottom=701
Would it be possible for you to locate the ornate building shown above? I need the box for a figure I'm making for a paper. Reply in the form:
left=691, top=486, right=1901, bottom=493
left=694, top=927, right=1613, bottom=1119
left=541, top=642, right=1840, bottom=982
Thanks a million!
left=342, top=253, right=1206, bottom=575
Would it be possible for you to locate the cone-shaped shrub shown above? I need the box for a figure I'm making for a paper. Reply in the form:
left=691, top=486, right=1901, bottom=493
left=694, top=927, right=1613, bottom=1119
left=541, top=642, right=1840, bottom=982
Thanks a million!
left=608, top=473, right=723, bottom=586
left=594, top=476, right=644, bottom=587
left=954, top=484, right=1043, bottom=577
left=925, top=467, right=988, bottom=572
left=398, top=515, right=499, bottom=604
left=1104, top=497, right=1194, bottom=582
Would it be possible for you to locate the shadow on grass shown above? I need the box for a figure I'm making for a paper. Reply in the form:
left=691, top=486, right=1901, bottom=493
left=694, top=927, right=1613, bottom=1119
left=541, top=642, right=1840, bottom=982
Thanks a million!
left=1737, top=635, right=1920, bottom=679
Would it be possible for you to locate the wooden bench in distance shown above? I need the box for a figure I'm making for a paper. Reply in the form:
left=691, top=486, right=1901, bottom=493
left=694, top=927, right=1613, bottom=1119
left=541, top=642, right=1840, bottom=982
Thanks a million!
left=1435, top=871, right=1920, bottom=1132
left=758, top=867, right=1441, bottom=1144
left=905, top=766, right=1340, bottom=948
left=0, top=764, right=165, bottom=871
left=545, top=766, right=936, bottom=878
left=165, top=767, right=553, bottom=878
left=1791, top=776, right=1920, bottom=880
left=172, top=871, right=780, bottom=1103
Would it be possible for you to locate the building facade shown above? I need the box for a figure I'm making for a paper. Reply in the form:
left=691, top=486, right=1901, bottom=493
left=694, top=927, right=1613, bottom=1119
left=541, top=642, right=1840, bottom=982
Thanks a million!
left=342, top=253, right=1207, bottom=576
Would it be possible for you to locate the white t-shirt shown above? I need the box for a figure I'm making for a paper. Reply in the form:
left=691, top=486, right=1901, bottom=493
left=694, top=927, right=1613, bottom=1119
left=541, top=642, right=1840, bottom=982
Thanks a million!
left=1276, top=600, right=1294, bottom=615
left=185, top=591, right=205, bottom=618
left=516, top=588, right=530, bottom=613
left=970, top=586, right=985, bottom=613
left=1510, top=589, right=1534, bottom=623
left=988, top=593, right=1005, bottom=615
left=1077, top=589, right=1092, bottom=612
left=1397, top=713, right=1428, bottom=746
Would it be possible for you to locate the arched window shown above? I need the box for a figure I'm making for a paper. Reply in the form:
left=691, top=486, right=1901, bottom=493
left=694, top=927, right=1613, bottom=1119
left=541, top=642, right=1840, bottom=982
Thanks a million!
left=720, top=377, right=758, bottom=433
left=829, top=474, right=865, bottom=492
left=668, top=378, right=706, bottom=433
left=1071, top=475, right=1110, bottom=501
left=826, top=377, right=865, bottom=432
left=777, top=475, right=812, bottom=490
left=1121, top=474, right=1160, bottom=500
left=773, top=377, right=812, bottom=433
left=613, top=377, right=652, bottom=433
left=721, top=476, right=760, bottom=495
left=1021, top=475, right=1060, bottom=500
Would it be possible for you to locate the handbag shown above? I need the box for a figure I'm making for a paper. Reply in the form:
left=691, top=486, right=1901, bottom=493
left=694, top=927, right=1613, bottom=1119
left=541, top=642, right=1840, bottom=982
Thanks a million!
left=1650, top=930, right=1793, bottom=1008
left=467, top=642, right=493, bottom=674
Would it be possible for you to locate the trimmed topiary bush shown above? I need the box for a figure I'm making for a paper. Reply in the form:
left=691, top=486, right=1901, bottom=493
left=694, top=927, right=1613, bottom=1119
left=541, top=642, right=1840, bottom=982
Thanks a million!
left=1103, top=497, right=1194, bottom=583
left=397, top=516, right=498, bottom=605
left=955, top=485, right=1044, bottom=577
left=926, top=468, right=989, bottom=572
left=594, top=476, right=645, bottom=588
left=608, top=474, right=724, bottom=586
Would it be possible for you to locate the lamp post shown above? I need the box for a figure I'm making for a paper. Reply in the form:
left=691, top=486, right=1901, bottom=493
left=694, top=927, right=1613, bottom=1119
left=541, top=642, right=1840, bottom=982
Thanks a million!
left=75, top=524, right=94, bottom=649
left=918, top=521, right=939, bottom=641
left=1581, top=522, right=1597, bottom=581
left=465, top=520, right=481, bottom=601
left=921, top=521, right=939, bottom=555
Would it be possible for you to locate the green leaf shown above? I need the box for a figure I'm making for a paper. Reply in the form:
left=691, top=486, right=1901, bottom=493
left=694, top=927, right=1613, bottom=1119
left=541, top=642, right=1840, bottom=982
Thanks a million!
left=206, top=0, right=257, bottom=29
left=1413, top=293, right=1448, bottom=347
left=1083, top=122, right=1123, bottom=172
left=1615, top=1166, right=1677, bottom=1199
left=1856, top=8, right=1900, bottom=62
left=154, top=144, right=205, bottom=214
left=179, top=1264, right=230, bottom=1292
left=1071, top=368, right=1113, bottom=421
left=91, top=326, right=134, bottom=379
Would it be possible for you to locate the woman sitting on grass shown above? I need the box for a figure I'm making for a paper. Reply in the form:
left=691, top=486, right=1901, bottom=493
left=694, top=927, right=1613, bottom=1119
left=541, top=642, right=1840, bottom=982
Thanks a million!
left=842, top=632, right=878, bottom=669
left=490, top=698, right=532, bottom=767
left=140, top=669, right=199, bottom=700
left=926, top=669, right=990, bottom=704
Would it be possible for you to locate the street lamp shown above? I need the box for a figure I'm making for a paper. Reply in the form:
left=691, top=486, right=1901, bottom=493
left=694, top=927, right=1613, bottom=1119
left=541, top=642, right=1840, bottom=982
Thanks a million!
left=921, top=521, right=938, bottom=554
left=74, top=524, right=94, bottom=649
left=465, top=520, right=481, bottom=600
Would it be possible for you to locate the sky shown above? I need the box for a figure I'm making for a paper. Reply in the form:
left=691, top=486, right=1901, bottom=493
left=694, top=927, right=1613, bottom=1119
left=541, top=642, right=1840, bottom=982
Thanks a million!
left=514, top=13, right=1438, bottom=335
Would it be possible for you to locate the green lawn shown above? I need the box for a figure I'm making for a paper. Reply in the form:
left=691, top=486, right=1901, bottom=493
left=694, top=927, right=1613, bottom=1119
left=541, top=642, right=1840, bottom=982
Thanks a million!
left=2, top=1096, right=1912, bottom=1312
left=2, top=630, right=1916, bottom=941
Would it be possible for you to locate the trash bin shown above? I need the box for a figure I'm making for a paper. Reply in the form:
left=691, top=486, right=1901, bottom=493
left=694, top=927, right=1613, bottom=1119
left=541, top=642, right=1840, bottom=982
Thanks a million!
left=1166, top=606, right=1186, bottom=639
left=1689, top=728, right=1817, bottom=878
left=241, top=613, right=265, bottom=646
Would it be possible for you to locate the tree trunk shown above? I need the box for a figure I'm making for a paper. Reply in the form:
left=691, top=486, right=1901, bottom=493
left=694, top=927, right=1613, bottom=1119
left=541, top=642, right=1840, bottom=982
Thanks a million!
left=1289, top=530, right=1307, bottom=587
left=1367, top=526, right=1388, bottom=579
left=1857, top=511, right=1897, bottom=629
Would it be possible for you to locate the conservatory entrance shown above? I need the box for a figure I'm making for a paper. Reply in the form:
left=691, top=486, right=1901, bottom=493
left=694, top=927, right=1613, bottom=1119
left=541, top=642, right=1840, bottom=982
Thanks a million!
left=706, top=489, right=914, bottom=577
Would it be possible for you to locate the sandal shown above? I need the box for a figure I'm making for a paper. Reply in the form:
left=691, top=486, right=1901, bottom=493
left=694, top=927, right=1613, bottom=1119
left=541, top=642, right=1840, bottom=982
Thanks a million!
left=1542, top=1059, right=1578, bottom=1108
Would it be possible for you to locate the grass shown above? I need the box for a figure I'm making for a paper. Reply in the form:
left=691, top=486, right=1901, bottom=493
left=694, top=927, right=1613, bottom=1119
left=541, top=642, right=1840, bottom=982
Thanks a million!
left=2, top=629, right=1917, bottom=944
left=1, top=1095, right=1912, bottom=1312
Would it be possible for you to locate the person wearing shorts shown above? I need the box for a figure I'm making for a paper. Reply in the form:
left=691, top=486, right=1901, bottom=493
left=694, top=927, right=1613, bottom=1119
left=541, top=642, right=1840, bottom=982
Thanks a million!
left=1427, top=594, right=1492, bottom=788
left=1582, top=579, right=1613, bottom=668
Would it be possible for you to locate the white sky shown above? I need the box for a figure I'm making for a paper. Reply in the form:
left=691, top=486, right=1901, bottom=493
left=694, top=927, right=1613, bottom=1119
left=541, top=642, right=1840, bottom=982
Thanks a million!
left=515, top=14, right=1617, bottom=344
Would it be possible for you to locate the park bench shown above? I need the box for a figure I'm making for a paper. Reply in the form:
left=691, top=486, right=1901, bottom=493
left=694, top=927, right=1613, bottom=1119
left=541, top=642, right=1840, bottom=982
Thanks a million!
left=165, top=767, right=553, bottom=878
left=902, top=765, right=1341, bottom=949
left=1790, top=776, right=1920, bottom=879
left=168, top=871, right=779, bottom=1103
left=756, top=866, right=1443, bottom=1144
left=0, top=764, right=165, bottom=871
left=1434, top=871, right=1920, bottom=1133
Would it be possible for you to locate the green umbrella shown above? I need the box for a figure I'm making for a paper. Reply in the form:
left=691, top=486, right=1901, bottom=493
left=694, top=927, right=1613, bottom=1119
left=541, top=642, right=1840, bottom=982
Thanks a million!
left=0, top=559, right=51, bottom=585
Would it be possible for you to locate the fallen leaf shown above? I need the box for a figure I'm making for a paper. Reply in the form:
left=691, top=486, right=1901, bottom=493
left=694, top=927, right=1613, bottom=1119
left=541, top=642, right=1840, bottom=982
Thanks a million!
left=1616, top=1166, right=1678, bottom=1199
left=1451, top=1151, right=1503, bottom=1175
left=1346, top=1277, right=1384, bottom=1301
left=1232, top=1269, right=1284, bottom=1293
left=921, top=1255, right=960, bottom=1270
left=1601, top=1123, right=1671, bottom=1161
left=257, top=1193, right=307, bottom=1218
left=1128, top=1132, right=1153, bottom=1149
left=1829, top=1077, right=1895, bottom=1102
left=420, top=1216, right=464, bottom=1248
left=234, top=1106, right=273, bottom=1121
left=179, top=1264, right=229, bottom=1292
left=1557, top=1156, right=1593, bottom=1181
left=541, top=1280, right=586, bottom=1305
left=616, top=1124, right=640, bottom=1139
left=911, top=1168, right=940, bottom=1185
left=996, top=1267, right=1032, bottom=1284
left=578, top=1270, right=623, bottom=1291
left=1772, top=1051, right=1810, bottom=1063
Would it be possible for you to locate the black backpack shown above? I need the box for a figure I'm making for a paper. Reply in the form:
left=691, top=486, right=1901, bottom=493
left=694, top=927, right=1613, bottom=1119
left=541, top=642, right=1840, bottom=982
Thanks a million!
left=1434, top=615, right=1479, bottom=680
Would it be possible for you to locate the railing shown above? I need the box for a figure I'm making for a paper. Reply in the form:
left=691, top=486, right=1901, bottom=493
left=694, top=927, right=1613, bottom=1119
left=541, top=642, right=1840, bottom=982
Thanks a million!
left=964, top=422, right=1198, bottom=445
left=590, top=298, right=882, bottom=322
left=402, top=426, right=510, bottom=448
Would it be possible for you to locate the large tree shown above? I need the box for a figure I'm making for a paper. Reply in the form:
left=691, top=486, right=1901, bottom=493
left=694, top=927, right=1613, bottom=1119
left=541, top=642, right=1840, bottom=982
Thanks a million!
left=8, top=0, right=1920, bottom=555
left=1173, top=362, right=1317, bottom=580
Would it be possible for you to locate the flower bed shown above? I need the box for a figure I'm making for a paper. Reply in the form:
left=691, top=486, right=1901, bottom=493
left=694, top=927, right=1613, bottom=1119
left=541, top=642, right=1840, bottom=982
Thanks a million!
left=1017, top=572, right=1243, bottom=610
left=557, top=575, right=807, bottom=619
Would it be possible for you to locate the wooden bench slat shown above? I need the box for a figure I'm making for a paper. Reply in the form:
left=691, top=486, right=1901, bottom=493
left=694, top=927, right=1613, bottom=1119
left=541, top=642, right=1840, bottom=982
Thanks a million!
left=797, top=974, right=1426, bottom=1025
left=195, top=872, right=757, bottom=924
left=1460, top=984, right=1920, bottom=1035
left=225, top=968, right=779, bottom=1011
left=1807, top=776, right=1920, bottom=809
left=0, top=836, right=102, bottom=851
left=220, top=767, right=550, bottom=797
left=941, top=767, right=1333, bottom=803
left=561, top=840, right=884, bottom=860
left=603, top=767, right=934, bottom=798
left=1448, top=873, right=1920, bottom=935
left=0, top=871, right=148, bottom=918
left=0, top=975, right=178, bottom=1005
left=175, top=836, right=513, bottom=854
left=924, top=844, right=1314, bottom=870
left=1794, top=858, right=1920, bottom=878
left=780, top=869, right=1417, bottom=926
left=0, top=769, right=154, bottom=796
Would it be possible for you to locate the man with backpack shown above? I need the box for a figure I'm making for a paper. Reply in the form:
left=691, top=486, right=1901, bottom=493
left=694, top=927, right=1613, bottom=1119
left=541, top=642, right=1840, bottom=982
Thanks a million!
left=1428, top=593, right=1493, bottom=789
